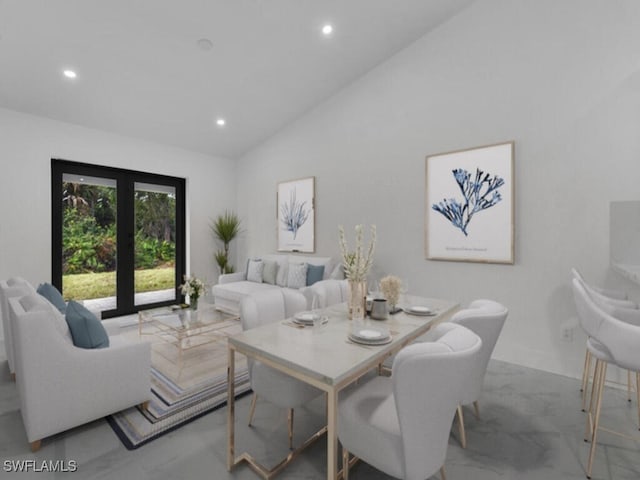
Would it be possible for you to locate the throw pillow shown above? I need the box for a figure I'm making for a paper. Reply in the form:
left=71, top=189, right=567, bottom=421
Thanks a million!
left=329, top=263, right=345, bottom=280
left=306, top=264, right=325, bottom=286
left=36, top=282, right=67, bottom=314
left=247, top=259, right=264, bottom=283
left=46, top=300, right=73, bottom=342
left=65, top=300, right=109, bottom=349
left=262, top=260, right=278, bottom=285
left=276, top=262, right=289, bottom=287
left=287, top=262, right=308, bottom=289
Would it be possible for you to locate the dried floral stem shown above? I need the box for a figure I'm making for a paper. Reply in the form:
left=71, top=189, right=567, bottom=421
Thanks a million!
left=339, top=224, right=376, bottom=282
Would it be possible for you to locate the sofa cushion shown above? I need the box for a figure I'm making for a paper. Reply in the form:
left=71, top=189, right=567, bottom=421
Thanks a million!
left=329, top=262, right=345, bottom=280
left=262, top=260, right=278, bottom=285
left=247, top=259, right=264, bottom=283
left=287, top=262, right=308, bottom=289
left=306, top=264, right=325, bottom=286
left=36, top=282, right=67, bottom=314
left=213, top=280, right=281, bottom=306
left=65, top=300, right=109, bottom=349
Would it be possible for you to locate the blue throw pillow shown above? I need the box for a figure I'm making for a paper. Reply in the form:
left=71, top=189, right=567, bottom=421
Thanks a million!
left=37, top=282, right=67, bottom=314
left=65, top=301, right=109, bottom=349
left=306, top=264, right=325, bottom=286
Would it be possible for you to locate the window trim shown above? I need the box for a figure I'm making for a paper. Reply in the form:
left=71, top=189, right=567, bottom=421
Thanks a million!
left=51, top=159, right=186, bottom=318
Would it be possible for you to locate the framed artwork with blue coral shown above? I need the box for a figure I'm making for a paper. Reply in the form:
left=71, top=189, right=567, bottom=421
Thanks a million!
left=277, top=176, right=315, bottom=253
left=425, top=141, right=514, bottom=264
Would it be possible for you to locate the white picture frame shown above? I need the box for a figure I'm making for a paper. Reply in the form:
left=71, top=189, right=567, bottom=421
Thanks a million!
left=277, top=176, right=315, bottom=253
left=425, top=141, right=514, bottom=264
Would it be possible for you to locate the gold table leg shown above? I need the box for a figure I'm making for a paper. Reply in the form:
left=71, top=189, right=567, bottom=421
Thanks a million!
left=227, top=344, right=236, bottom=471
left=327, top=388, right=338, bottom=480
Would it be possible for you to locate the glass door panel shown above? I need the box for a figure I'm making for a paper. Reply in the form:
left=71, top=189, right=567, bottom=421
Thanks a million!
left=61, top=173, right=118, bottom=312
left=134, top=182, right=177, bottom=306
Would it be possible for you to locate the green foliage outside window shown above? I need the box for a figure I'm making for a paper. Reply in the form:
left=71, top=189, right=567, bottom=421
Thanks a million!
left=62, top=183, right=176, bottom=275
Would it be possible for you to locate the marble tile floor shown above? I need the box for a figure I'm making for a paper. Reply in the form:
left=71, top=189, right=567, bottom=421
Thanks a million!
left=1, top=349, right=639, bottom=480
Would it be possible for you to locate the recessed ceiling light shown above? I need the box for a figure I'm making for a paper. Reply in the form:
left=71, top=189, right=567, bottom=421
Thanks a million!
left=63, top=69, right=77, bottom=79
left=322, top=24, right=333, bottom=36
left=197, top=38, right=213, bottom=51
left=216, top=118, right=226, bottom=127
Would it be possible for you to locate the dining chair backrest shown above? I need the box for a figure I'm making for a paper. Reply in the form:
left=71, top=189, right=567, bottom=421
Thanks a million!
left=449, top=299, right=508, bottom=405
left=304, top=279, right=348, bottom=309
left=572, top=272, right=640, bottom=327
left=572, top=278, right=640, bottom=371
left=571, top=268, right=636, bottom=309
left=240, top=290, right=286, bottom=332
left=240, top=289, right=308, bottom=332
left=392, top=323, right=482, bottom=479
left=282, top=288, right=308, bottom=319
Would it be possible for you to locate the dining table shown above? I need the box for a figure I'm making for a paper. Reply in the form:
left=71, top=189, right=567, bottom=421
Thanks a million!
left=226, top=295, right=460, bottom=480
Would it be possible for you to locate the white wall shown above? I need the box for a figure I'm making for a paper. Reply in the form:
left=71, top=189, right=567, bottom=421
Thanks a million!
left=236, top=0, right=640, bottom=378
left=0, top=107, right=235, bottom=301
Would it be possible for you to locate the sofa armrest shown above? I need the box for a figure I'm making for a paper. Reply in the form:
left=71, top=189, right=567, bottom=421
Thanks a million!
left=218, top=272, right=246, bottom=284
left=101, top=318, right=121, bottom=336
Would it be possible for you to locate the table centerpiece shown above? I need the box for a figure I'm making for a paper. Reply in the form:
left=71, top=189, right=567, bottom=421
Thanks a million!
left=339, top=224, right=376, bottom=320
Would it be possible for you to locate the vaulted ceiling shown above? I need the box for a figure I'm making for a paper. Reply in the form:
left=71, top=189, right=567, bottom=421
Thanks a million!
left=0, top=0, right=474, bottom=158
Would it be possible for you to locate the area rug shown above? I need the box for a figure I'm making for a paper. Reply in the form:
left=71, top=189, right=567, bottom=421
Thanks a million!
left=106, top=318, right=250, bottom=450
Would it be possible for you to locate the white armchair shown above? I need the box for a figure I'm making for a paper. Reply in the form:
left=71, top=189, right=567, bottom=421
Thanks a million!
left=9, top=293, right=151, bottom=451
left=338, top=323, right=482, bottom=480
left=0, top=277, right=36, bottom=380
left=240, top=289, right=323, bottom=449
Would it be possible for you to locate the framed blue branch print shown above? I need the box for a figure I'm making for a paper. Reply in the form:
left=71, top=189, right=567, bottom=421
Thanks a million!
left=425, top=141, right=514, bottom=264
left=277, top=176, right=315, bottom=253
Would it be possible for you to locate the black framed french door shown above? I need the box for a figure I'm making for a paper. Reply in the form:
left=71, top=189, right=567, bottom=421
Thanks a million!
left=51, top=159, right=185, bottom=318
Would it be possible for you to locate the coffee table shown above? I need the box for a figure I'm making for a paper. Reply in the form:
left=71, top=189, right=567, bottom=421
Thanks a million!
left=139, top=304, right=239, bottom=368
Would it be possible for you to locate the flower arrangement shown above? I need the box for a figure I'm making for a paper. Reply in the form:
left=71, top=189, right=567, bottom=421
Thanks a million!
left=180, top=275, right=205, bottom=307
left=379, top=275, right=401, bottom=308
left=338, top=224, right=376, bottom=282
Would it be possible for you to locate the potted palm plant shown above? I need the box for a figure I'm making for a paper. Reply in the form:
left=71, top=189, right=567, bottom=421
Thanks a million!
left=211, top=211, right=241, bottom=274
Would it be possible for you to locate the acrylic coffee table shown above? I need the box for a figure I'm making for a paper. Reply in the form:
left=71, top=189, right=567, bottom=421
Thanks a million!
left=138, top=304, right=239, bottom=368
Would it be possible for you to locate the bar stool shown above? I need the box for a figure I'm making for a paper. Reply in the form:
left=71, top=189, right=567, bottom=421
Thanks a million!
left=572, top=278, right=640, bottom=479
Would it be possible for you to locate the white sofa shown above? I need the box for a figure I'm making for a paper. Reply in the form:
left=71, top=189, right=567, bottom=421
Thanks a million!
left=9, top=293, right=151, bottom=451
left=212, top=254, right=342, bottom=314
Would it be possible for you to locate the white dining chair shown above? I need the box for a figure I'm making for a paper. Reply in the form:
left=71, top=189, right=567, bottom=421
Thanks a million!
left=303, top=279, right=349, bottom=309
left=338, top=323, right=482, bottom=480
left=447, top=299, right=508, bottom=448
left=571, top=268, right=639, bottom=410
left=572, top=278, right=640, bottom=479
left=240, top=289, right=323, bottom=449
